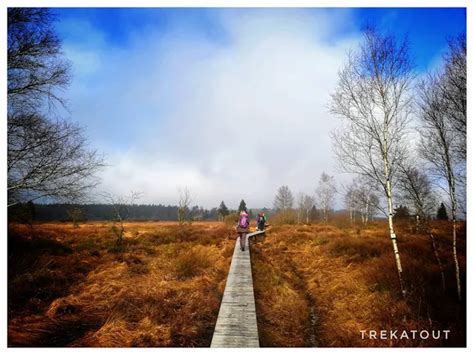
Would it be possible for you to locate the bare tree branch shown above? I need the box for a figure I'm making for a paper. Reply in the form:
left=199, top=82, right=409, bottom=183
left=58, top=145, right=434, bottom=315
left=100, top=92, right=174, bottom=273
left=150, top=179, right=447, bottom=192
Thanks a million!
left=7, top=8, right=103, bottom=207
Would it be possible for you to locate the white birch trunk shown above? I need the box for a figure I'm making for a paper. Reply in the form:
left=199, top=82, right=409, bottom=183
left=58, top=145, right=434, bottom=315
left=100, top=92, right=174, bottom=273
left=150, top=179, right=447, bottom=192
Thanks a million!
left=385, top=176, right=406, bottom=297
left=447, top=168, right=461, bottom=301
left=364, top=196, right=370, bottom=226
left=429, top=232, right=446, bottom=291
left=442, top=133, right=462, bottom=301
left=383, top=135, right=406, bottom=297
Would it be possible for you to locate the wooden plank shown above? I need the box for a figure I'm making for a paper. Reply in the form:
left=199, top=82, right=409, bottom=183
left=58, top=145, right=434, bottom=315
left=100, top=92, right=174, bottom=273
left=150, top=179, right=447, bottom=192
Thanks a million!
left=210, top=230, right=264, bottom=347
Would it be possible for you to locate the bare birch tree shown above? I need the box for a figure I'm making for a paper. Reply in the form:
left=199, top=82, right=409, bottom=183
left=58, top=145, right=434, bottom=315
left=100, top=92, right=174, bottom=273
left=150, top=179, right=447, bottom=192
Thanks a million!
left=345, top=177, right=380, bottom=226
left=353, top=178, right=380, bottom=225
left=344, top=183, right=358, bottom=225
left=330, top=27, right=414, bottom=296
left=418, top=68, right=464, bottom=301
left=297, top=193, right=315, bottom=224
left=398, top=163, right=446, bottom=291
left=315, top=172, right=337, bottom=223
left=274, top=185, right=294, bottom=211
left=441, top=35, right=466, bottom=162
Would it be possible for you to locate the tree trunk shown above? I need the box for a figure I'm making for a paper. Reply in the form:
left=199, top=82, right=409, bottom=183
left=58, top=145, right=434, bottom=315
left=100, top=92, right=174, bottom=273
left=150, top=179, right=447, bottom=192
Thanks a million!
left=116, top=219, right=124, bottom=244
left=386, top=181, right=406, bottom=297
left=383, top=154, right=406, bottom=297
left=446, top=156, right=461, bottom=301
left=429, top=231, right=446, bottom=291
left=364, top=196, right=369, bottom=226
left=452, top=216, right=461, bottom=300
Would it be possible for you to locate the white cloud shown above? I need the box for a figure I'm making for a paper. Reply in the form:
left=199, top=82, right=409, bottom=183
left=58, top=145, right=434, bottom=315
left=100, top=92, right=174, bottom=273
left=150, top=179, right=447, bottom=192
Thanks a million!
left=64, top=10, right=361, bottom=208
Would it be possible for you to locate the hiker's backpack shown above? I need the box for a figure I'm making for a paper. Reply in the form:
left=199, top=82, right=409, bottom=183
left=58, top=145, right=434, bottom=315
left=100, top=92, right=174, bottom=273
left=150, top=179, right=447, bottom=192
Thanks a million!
left=239, top=214, right=249, bottom=228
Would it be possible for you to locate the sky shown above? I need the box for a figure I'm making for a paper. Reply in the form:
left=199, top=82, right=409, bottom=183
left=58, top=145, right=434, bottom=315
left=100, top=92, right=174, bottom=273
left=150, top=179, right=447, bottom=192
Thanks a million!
left=53, top=7, right=466, bottom=209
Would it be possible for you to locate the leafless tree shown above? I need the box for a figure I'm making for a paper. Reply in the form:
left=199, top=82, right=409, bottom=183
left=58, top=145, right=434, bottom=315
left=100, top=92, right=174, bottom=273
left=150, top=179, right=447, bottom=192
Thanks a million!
left=8, top=8, right=71, bottom=112
left=66, top=206, right=84, bottom=228
left=315, top=172, right=337, bottom=223
left=418, top=67, right=464, bottom=301
left=297, top=193, right=315, bottom=224
left=177, top=187, right=192, bottom=226
left=7, top=8, right=103, bottom=207
left=103, top=191, right=142, bottom=244
left=273, top=185, right=294, bottom=211
left=330, top=27, right=414, bottom=296
left=366, top=194, right=380, bottom=223
left=353, top=178, right=380, bottom=225
left=8, top=113, right=103, bottom=207
left=345, top=177, right=380, bottom=226
left=398, top=163, right=437, bottom=225
left=441, top=35, right=466, bottom=162
left=397, top=163, right=446, bottom=291
left=343, top=180, right=359, bottom=225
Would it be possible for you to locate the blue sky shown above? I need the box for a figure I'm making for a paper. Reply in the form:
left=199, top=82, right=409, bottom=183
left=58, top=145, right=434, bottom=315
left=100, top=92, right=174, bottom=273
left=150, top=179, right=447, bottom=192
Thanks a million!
left=52, top=8, right=466, bottom=208
left=55, top=8, right=466, bottom=69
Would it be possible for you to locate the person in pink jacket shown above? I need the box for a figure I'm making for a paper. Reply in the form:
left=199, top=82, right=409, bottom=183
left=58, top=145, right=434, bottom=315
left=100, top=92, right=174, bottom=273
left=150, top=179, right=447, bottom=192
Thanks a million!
left=236, top=210, right=250, bottom=251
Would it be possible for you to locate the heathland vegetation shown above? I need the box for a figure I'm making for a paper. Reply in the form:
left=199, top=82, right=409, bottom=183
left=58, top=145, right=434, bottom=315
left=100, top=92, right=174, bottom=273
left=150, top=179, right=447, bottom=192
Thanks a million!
left=8, top=222, right=235, bottom=346
left=251, top=221, right=465, bottom=347
left=8, top=218, right=466, bottom=346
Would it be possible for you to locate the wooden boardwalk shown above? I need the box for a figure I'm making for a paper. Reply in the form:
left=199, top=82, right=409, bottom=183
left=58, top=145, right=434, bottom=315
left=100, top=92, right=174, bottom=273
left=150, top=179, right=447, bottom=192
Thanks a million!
left=210, top=230, right=265, bottom=347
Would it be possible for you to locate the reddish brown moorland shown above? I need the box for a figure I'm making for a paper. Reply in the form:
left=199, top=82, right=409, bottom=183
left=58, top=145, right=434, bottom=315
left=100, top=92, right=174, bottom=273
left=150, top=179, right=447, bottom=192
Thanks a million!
left=8, top=220, right=466, bottom=347
left=251, top=220, right=466, bottom=347
left=8, top=221, right=235, bottom=347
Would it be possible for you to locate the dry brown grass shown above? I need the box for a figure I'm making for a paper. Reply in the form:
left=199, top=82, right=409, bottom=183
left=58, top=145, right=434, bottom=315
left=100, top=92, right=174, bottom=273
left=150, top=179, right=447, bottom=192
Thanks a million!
left=251, top=221, right=466, bottom=347
left=9, top=219, right=465, bottom=347
left=8, top=221, right=235, bottom=347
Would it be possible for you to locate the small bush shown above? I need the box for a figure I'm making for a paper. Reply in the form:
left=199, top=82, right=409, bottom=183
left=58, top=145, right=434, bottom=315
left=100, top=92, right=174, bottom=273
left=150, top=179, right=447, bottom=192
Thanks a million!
left=107, top=243, right=125, bottom=254
left=224, top=213, right=239, bottom=226
left=174, top=247, right=213, bottom=279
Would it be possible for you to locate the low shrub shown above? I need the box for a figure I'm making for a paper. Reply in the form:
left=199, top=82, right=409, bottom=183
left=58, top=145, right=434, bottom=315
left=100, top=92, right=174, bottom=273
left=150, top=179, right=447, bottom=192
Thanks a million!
left=174, top=246, right=214, bottom=279
left=224, top=213, right=239, bottom=226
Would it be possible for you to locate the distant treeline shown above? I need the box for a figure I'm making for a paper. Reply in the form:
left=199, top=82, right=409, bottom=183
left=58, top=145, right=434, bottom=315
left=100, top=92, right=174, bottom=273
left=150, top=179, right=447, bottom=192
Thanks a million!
left=12, top=203, right=217, bottom=222
left=11, top=202, right=442, bottom=224
left=8, top=203, right=275, bottom=222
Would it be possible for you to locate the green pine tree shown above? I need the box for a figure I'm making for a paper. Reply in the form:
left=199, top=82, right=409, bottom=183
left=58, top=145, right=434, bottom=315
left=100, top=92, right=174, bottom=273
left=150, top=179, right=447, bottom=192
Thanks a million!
left=218, top=201, right=229, bottom=220
left=238, top=199, right=247, bottom=212
left=437, top=203, right=449, bottom=220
